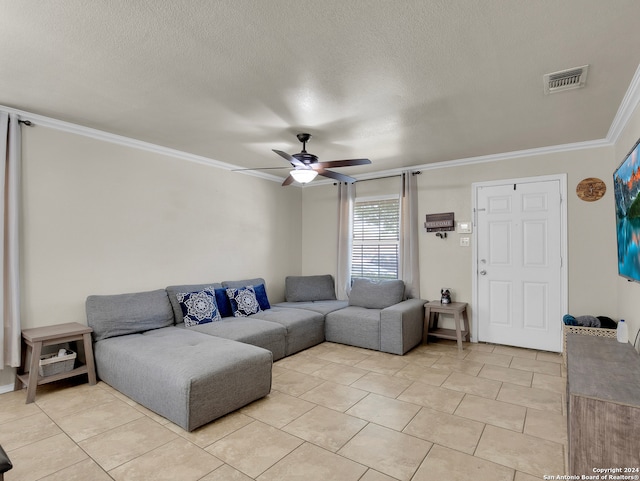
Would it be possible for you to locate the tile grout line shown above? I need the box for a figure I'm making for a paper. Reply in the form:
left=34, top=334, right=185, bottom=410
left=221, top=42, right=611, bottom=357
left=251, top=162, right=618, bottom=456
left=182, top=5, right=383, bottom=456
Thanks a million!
left=2, top=341, right=568, bottom=480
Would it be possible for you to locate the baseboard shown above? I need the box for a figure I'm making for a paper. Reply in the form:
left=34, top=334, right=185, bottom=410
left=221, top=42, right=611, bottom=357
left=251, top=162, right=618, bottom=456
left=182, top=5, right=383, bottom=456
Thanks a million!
left=0, top=383, right=15, bottom=394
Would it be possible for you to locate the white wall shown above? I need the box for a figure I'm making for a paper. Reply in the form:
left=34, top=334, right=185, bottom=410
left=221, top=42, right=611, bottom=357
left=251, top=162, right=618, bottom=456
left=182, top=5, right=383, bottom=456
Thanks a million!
left=301, top=145, right=620, bottom=334
left=0, top=125, right=303, bottom=388
left=21, top=126, right=303, bottom=326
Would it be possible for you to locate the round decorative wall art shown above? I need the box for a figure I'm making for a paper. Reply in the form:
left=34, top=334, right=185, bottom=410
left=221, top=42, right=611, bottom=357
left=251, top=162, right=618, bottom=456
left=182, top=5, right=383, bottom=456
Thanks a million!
left=576, top=177, right=606, bottom=202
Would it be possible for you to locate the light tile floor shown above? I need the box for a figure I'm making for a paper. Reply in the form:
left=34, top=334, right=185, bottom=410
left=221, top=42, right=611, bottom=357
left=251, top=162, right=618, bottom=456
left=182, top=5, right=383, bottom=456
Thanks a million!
left=0, top=340, right=567, bottom=481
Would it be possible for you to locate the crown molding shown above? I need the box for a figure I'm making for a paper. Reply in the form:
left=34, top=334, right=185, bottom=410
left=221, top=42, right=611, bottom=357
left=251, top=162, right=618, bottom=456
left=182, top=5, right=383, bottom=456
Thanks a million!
left=309, top=137, right=612, bottom=187
left=414, top=138, right=611, bottom=172
left=607, top=63, right=640, bottom=144
left=0, top=104, right=285, bottom=184
left=4, top=59, right=640, bottom=188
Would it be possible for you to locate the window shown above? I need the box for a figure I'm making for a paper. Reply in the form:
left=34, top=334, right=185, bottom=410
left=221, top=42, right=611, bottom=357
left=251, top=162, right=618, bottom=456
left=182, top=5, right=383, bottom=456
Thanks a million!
left=351, top=195, right=400, bottom=280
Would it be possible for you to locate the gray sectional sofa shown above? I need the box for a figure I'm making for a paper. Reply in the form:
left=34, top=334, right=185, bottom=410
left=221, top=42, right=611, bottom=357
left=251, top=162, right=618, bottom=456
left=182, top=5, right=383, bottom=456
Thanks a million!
left=276, top=276, right=425, bottom=355
left=86, top=275, right=425, bottom=431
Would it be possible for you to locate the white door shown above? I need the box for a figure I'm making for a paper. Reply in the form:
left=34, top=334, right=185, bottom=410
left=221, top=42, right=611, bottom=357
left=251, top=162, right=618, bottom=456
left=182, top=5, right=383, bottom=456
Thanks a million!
left=475, top=178, right=564, bottom=352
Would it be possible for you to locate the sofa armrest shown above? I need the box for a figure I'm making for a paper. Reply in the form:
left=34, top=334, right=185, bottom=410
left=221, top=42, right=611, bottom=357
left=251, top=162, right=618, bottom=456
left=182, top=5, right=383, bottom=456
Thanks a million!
left=380, top=298, right=426, bottom=355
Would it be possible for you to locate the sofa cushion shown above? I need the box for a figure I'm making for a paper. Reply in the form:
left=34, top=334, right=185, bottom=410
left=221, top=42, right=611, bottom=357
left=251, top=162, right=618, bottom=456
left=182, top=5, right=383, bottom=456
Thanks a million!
left=86, top=289, right=174, bottom=342
left=177, top=317, right=287, bottom=360
left=325, top=306, right=381, bottom=350
left=285, top=275, right=337, bottom=302
left=166, top=283, right=223, bottom=324
left=274, top=300, right=349, bottom=315
left=252, top=307, right=325, bottom=356
left=222, top=277, right=266, bottom=289
left=349, top=278, right=405, bottom=309
left=227, top=286, right=262, bottom=317
left=176, top=288, right=221, bottom=327
left=93, top=326, right=272, bottom=431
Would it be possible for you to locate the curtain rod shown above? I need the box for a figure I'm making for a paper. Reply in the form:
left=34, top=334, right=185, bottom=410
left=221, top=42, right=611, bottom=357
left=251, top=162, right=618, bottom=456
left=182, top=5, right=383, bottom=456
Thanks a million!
left=333, top=170, right=421, bottom=185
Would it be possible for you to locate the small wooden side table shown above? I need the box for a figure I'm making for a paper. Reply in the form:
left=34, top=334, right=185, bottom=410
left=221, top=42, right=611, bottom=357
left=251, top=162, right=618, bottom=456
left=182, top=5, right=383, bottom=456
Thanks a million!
left=423, top=301, right=470, bottom=351
left=15, top=322, right=97, bottom=403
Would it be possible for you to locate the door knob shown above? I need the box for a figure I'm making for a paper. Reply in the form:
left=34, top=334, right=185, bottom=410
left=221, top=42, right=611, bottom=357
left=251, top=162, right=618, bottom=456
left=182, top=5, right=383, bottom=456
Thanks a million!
left=479, top=270, right=487, bottom=275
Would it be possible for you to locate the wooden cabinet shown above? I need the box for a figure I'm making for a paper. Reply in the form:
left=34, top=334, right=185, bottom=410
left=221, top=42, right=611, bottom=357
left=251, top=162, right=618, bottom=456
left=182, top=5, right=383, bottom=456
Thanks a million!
left=566, top=334, right=640, bottom=475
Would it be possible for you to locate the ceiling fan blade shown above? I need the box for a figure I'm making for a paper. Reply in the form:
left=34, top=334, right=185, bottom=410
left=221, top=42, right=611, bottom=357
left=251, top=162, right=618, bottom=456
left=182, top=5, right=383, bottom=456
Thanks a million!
left=273, top=149, right=305, bottom=168
left=282, top=174, right=295, bottom=186
left=313, top=158, right=372, bottom=169
left=317, top=168, right=357, bottom=183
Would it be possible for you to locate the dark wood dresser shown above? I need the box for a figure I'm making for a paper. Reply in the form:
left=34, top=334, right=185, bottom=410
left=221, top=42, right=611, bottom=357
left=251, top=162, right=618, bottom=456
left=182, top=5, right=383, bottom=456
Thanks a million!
left=566, top=334, right=640, bottom=475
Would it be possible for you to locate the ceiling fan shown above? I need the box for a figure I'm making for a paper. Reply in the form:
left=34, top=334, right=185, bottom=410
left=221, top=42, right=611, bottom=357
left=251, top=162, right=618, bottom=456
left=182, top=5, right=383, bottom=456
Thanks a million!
left=238, top=133, right=372, bottom=186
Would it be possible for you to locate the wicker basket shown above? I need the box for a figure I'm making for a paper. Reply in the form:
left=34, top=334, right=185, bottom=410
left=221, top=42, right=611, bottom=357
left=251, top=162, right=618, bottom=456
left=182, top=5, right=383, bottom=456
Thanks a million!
left=38, top=350, right=76, bottom=377
left=563, top=324, right=617, bottom=366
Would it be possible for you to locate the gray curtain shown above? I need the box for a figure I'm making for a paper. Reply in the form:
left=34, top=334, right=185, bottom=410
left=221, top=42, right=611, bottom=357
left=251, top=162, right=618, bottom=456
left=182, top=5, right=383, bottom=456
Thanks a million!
left=400, top=171, right=420, bottom=299
left=1, top=112, right=22, bottom=368
left=336, top=182, right=355, bottom=300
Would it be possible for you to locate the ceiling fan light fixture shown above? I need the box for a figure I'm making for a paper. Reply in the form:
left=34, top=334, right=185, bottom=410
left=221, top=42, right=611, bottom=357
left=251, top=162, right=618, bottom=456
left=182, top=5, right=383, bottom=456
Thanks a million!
left=290, top=169, right=318, bottom=184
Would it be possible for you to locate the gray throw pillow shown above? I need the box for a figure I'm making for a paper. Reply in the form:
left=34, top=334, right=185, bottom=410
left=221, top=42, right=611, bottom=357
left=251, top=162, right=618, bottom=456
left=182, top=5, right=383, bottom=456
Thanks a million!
left=348, top=278, right=405, bottom=309
left=285, top=275, right=337, bottom=302
left=86, top=289, right=174, bottom=341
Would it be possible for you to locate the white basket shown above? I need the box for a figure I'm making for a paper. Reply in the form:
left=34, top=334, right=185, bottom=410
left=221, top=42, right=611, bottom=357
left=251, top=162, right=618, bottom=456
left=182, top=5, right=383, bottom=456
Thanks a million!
left=38, top=350, right=76, bottom=377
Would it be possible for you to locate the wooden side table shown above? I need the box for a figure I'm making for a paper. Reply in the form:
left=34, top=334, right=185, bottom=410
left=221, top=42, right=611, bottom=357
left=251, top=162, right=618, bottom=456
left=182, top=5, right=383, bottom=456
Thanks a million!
left=15, top=322, right=97, bottom=403
left=423, top=301, right=470, bottom=351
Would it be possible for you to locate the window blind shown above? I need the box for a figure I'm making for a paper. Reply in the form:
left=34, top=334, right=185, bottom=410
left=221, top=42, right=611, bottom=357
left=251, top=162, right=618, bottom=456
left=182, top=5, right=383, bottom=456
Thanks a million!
left=351, top=197, right=400, bottom=280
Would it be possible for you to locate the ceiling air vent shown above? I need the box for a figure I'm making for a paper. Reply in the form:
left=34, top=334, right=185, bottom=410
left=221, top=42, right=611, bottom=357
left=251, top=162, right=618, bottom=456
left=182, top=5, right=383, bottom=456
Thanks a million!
left=543, top=65, right=589, bottom=95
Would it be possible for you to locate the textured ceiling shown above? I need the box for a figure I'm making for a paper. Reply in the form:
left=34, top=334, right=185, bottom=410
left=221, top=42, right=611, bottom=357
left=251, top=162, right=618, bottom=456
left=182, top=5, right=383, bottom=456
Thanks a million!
left=2, top=0, right=640, bottom=180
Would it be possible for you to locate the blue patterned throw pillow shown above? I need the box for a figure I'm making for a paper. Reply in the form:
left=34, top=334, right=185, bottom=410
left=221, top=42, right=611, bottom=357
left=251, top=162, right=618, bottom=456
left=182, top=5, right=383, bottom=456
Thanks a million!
left=176, top=288, right=221, bottom=327
left=226, top=285, right=262, bottom=317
